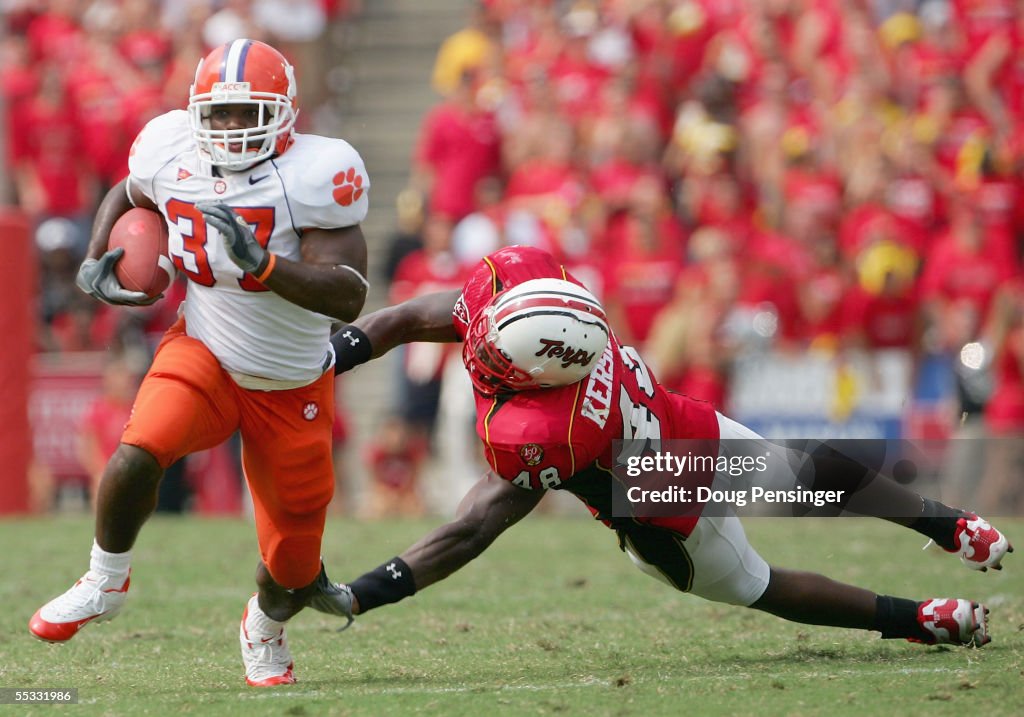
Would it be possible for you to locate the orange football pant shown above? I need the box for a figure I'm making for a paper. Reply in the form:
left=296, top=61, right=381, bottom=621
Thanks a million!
left=122, top=319, right=335, bottom=589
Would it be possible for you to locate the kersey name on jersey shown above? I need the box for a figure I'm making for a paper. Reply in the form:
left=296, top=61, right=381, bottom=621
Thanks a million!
left=128, top=110, right=370, bottom=382
left=580, top=341, right=614, bottom=428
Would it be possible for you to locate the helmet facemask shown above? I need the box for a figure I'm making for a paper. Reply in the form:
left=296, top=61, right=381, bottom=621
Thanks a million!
left=189, top=90, right=297, bottom=171
left=463, top=304, right=539, bottom=395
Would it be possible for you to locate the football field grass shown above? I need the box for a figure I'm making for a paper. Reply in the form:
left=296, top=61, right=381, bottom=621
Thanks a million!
left=1, top=513, right=1022, bottom=716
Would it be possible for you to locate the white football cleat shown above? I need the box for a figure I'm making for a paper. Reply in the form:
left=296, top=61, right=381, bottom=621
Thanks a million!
left=240, top=595, right=295, bottom=686
left=29, top=570, right=130, bottom=643
left=949, top=513, right=1013, bottom=571
left=915, top=598, right=990, bottom=647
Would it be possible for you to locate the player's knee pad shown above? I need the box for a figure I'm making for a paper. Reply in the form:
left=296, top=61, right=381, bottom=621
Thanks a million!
left=685, top=514, right=770, bottom=606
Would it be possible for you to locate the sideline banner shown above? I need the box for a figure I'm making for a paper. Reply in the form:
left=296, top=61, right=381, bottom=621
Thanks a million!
left=30, top=353, right=106, bottom=480
left=728, top=349, right=913, bottom=439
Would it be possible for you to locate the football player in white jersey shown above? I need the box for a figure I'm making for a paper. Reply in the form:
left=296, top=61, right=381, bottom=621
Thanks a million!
left=30, top=39, right=365, bottom=686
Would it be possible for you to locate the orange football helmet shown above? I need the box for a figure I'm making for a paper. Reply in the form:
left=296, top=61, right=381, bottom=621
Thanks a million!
left=188, top=39, right=298, bottom=171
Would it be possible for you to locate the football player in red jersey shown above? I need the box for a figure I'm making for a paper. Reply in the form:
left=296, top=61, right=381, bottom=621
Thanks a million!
left=324, top=245, right=1011, bottom=648
left=30, top=39, right=369, bottom=686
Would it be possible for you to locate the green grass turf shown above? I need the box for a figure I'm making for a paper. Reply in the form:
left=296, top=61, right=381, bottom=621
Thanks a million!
left=1, top=513, right=1021, bottom=716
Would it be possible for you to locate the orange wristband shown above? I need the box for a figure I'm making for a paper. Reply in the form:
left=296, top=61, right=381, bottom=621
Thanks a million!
left=254, top=253, right=277, bottom=284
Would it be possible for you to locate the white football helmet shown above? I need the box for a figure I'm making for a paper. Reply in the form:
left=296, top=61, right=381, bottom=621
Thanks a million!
left=188, top=39, right=298, bottom=171
left=463, top=278, right=610, bottom=395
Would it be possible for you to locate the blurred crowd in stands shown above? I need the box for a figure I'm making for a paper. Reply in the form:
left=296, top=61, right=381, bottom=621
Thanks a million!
left=5, top=0, right=1023, bottom=515
left=400, top=0, right=1022, bottom=406
left=389, top=0, right=1024, bottom=515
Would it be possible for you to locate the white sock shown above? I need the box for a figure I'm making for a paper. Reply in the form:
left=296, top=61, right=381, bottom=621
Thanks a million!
left=246, top=595, right=287, bottom=635
left=89, top=540, right=131, bottom=581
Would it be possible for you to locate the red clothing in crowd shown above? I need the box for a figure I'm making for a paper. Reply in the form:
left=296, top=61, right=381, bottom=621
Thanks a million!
left=668, top=0, right=731, bottom=96
left=952, top=0, right=1016, bottom=57
left=884, top=171, right=944, bottom=252
left=738, top=230, right=812, bottom=342
left=548, top=44, right=611, bottom=121
left=48, top=304, right=120, bottom=353
left=842, top=284, right=920, bottom=350
left=416, top=100, right=501, bottom=221
left=799, top=264, right=847, bottom=344
left=986, top=279, right=1024, bottom=433
left=16, top=91, right=93, bottom=217
left=919, top=231, right=1014, bottom=317
left=367, top=435, right=428, bottom=492
left=839, top=204, right=922, bottom=259
left=79, top=395, right=133, bottom=469
left=65, top=59, right=133, bottom=186
left=601, top=213, right=687, bottom=344
left=783, top=167, right=843, bottom=227
left=933, top=106, right=990, bottom=176
left=972, top=176, right=1024, bottom=272
left=117, top=29, right=172, bottom=70
left=26, top=11, right=83, bottom=65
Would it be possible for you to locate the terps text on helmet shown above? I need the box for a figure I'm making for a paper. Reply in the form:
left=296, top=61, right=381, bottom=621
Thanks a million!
left=535, top=338, right=596, bottom=369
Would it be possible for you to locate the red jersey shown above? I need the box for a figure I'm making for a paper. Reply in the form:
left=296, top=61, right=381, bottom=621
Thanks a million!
left=953, top=0, right=1016, bottom=53
left=841, top=284, right=919, bottom=350
left=452, top=246, right=720, bottom=536
left=986, top=279, right=1024, bottom=433
left=80, top=396, right=133, bottom=468
left=919, top=232, right=1014, bottom=316
left=416, top=101, right=501, bottom=221
left=600, top=213, right=688, bottom=343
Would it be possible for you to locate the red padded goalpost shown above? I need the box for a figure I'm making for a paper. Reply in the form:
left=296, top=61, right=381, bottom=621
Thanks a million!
left=0, top=208, right=33, bottom=513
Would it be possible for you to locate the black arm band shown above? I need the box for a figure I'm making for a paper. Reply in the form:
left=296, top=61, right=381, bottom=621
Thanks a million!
left=348, top=557, right=416, bottom=613
left=331, top=325, right=373, bottom=375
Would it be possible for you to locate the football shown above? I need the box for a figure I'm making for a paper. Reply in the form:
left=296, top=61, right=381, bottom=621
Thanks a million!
left=109, top=207, right=173, bottom=299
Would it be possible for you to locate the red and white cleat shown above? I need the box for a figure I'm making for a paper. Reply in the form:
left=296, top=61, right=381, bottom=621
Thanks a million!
left=950, top=513, right=1013, bottom=571
left=29, top=571, right=130, bottom=643
left=240, top=595, right=295, bottom=687
left=915, top=598, right=990, bottom=647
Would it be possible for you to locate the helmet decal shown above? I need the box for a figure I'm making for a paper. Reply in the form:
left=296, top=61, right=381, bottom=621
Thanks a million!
left=219, top=39, right=253, bottom=82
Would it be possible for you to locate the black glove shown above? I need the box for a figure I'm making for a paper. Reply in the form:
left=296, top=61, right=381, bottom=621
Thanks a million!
left=197, top=202, right=268, bottom=276
left=75, top=248, right=160, bottom=306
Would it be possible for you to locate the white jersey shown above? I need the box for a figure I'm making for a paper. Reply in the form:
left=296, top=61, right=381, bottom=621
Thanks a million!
left=127, top=110, right=369, bottom=382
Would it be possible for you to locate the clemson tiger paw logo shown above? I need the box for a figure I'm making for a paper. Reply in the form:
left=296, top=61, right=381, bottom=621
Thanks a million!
left=333, top=168, right=365, bottom=206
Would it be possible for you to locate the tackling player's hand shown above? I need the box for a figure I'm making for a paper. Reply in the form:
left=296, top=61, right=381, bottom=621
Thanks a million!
left=76, top=248, right=160, bottom=306
left=306, top=564, right=355, bottom=631
left=197, top=202, right=268, bottom=277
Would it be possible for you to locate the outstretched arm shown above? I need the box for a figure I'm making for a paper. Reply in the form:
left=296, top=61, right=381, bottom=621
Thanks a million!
left=349, top=473, right=544, bottom=615
left=331, top=289, right=463, bottom=373
left=398, top=472, right=544, bottom=593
